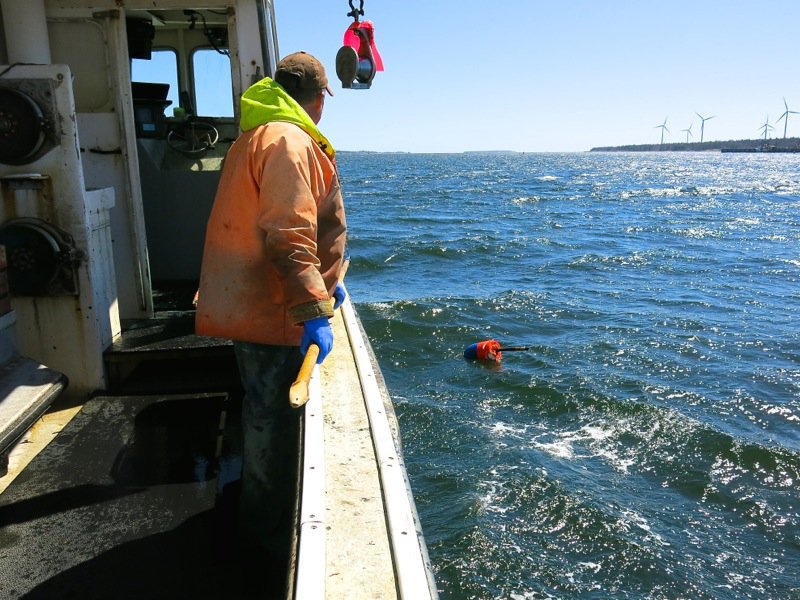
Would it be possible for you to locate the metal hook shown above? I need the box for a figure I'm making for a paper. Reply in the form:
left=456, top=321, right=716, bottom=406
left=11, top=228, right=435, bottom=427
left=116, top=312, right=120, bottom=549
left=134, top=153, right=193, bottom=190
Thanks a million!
left=347, top=0, right=364, bottom=21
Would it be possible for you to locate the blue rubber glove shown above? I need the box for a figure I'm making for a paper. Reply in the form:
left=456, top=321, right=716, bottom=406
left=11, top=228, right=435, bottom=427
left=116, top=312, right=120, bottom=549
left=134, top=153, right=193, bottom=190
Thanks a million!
left=333, top=282, right=347, bottom=310
left=300, top=317, right=333, bottom=364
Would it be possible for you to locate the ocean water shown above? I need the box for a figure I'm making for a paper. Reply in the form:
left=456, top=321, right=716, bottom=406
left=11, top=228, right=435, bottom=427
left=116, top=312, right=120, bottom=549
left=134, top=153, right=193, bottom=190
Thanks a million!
left=336, top=151, right=800, bottom=600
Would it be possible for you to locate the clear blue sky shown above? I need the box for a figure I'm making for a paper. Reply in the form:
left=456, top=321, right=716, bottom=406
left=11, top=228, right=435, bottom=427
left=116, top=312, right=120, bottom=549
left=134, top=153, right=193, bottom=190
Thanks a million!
left=275, top=1, right=800, bottom=152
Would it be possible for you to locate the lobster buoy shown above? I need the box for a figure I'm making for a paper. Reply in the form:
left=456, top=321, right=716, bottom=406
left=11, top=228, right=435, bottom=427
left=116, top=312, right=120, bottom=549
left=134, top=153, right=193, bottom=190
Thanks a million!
left=464, top=339, right=530, bottom=362
left=464, top=339, right=502, bottom=361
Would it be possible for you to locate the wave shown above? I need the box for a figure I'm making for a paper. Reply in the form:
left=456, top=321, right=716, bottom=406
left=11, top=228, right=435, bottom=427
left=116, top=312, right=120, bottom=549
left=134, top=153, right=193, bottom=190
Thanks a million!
left=340, top=151, right=800, bottom=599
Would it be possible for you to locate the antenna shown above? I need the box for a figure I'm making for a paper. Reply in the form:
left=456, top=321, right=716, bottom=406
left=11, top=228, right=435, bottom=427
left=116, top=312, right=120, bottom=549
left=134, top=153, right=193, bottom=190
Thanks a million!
left=759, top=115, right=774, bottom=141
left=654, top=116, right=669, bottom=146
left=681, top=123, right=693, bottom=143
left=776, top=97, right=799, bottom=139
left=695, top=112, right=715, bottom=143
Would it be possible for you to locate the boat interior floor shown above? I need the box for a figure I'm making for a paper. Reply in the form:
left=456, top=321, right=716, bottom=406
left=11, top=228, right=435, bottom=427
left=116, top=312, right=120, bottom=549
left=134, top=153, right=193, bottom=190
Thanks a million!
left=0, top=281, right=292, bottom=598
left=0, top=392, right=288, bottom=599
left=104, top=280, right=240, bottom=396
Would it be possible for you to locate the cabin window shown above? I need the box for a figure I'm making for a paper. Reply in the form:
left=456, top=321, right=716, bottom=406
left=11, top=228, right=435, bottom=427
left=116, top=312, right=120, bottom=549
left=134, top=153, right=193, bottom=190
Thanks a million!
left=192, top=48, right=234, bottom=118
left=131, top=49, right=180, bottom=114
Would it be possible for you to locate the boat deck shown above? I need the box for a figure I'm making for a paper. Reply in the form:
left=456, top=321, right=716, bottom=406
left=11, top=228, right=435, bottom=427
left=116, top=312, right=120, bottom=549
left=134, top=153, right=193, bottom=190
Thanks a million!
left=310, top=305, right=397, bottom=598
left=0, top=392, right=267, bottom=598
left=0, top=295, right=436, bottom=598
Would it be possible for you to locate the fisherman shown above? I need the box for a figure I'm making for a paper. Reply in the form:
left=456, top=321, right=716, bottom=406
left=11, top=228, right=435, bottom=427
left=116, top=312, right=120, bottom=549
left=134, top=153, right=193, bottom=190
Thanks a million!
left=195, top=51, right=346, bottom=571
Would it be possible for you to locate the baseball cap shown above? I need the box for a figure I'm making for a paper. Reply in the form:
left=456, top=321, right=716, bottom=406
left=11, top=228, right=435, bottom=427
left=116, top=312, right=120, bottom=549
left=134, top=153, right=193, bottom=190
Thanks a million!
left=275, top=51, right=333, bottom=96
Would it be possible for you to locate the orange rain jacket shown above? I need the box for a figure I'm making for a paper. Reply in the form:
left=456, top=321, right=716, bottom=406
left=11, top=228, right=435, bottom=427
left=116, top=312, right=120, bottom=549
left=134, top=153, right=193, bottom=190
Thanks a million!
left=195, top=79, right=346, bottom=346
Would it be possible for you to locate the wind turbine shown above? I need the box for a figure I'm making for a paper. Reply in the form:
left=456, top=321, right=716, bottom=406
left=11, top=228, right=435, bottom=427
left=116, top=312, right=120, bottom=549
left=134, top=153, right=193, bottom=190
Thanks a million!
left=776, top=97, right=799, bottom=139
left=681, top=123, right=693, bottom=143
left=695, top=113, right=715, bottom=143
left=759, top=115, right=774, bottom=141
left=655, top=117, right=669, bottom=145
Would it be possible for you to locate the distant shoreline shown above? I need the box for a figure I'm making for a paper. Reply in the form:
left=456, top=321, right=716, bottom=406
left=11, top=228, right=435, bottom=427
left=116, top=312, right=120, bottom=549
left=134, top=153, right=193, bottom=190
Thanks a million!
left=336, top=141, right=800, bottom=154
left=590, top=137, right=800, bottom=152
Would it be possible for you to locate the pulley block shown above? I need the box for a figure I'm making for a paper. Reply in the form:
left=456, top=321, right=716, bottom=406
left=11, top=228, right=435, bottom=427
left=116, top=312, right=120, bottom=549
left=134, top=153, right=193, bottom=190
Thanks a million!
left=336, top=19, right=383, bottom=89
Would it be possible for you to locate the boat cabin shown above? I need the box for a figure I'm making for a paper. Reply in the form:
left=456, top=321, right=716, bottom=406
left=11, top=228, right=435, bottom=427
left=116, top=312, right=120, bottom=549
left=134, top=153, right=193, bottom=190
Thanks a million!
left=0, top=1, right=276, bottom=400
left=0, top=2, right=437, bottom=597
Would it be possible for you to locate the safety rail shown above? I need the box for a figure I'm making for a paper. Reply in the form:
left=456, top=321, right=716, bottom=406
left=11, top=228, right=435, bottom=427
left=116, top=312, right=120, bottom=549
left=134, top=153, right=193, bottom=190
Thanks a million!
left=293, top=363, right=326, bottom=599
left=340, top=294, right=438, bottom=600
left=291, top=291, right=438, bottom=599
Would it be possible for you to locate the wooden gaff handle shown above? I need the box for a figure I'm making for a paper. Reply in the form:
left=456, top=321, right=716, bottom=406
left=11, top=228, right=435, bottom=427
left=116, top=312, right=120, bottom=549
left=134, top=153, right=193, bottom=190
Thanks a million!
left=289, top=344, right=320, bottom=408
left=289, top=260, right=349, bottom=408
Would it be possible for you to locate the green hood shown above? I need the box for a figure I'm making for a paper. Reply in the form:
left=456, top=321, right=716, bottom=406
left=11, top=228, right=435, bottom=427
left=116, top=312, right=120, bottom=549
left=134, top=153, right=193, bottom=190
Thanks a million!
left=240, top=77, right=335, bottom=159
